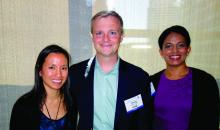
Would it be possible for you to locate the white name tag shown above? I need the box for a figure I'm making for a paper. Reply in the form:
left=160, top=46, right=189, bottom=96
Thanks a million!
left=124, top=94, right=144, bottom=113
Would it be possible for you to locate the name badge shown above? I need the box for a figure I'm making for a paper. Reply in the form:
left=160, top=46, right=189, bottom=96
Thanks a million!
left=124, top=94, right=143, bottom=113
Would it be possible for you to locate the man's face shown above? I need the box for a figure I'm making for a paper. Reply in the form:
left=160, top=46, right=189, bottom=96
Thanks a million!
left=91, top=16, right=123, bottom=58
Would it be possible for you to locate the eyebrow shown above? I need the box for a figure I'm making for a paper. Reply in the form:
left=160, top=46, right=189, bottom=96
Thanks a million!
left=164, top=41, right=186, bottom=44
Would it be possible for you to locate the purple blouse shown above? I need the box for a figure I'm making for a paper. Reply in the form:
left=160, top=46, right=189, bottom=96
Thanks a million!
left=153, top=69, right=192, bottom=130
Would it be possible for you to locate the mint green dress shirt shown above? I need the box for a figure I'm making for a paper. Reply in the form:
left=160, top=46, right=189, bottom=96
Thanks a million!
left=93, top=58, right=119, bottom=130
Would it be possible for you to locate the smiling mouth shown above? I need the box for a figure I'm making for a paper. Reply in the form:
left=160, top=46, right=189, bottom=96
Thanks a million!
left=52, top=79, right=62, bottom=84
left=169, top=55, right=181, bottom=60
left=102, top=44, right=111, bottom=47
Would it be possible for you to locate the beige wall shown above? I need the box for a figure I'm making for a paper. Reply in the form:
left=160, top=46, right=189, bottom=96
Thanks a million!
left=0, top=0, right=70, bottom=85
left=1, top=0, right=219, bottom=85
left=0, top=1, right=219, bottom=129
left=93, top=0, right=220, bottom=79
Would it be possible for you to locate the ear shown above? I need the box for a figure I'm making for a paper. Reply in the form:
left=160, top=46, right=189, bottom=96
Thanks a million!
left=187, top=46, right=191, bottom=55
left=159, top=49, right=163, bottom=57
left=90, top=33, right=93, bottom=38
left=39, top=71, right=42, bottom=76
left=120, top=35, right=124, bottom=43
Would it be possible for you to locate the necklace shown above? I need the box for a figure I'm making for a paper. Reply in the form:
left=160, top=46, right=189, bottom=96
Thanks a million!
left=44, top=97, right=62, bottom=120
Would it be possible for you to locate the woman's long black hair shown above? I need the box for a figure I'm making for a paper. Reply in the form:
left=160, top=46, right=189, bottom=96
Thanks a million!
left=31, top=44, right=72, bottom=111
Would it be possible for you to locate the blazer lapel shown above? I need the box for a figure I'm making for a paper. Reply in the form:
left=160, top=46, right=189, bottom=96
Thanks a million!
left=114, top=59, right=128, bottom=129
left=81, top=58, right=96, bottom=129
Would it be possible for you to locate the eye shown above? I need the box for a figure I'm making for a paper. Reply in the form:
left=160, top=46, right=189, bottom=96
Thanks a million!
left=61, top=66, right=68, bottom=70
left=177, top=43, right=187, bottom=48
left=163, top=43, right=172, bottom=49
left=48, top=66, right=55, bottom=70
left=95, top=31, right=103, bottom=36
left=109, top=31, right=118, bottom=36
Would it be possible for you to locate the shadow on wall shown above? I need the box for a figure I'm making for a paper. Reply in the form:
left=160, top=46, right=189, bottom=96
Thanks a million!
left=0, top=79, right=220, bottom=130
left=218, top=79, right=220, bottom=90
left=0, top=85, right=31, bottom=130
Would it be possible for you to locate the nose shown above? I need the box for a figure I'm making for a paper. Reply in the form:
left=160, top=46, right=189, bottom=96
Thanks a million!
left=172, top=45, right=178, bottom=53
left=103, top=33, right=109, bottom=42
left=56, top=69, right=62, bottom=77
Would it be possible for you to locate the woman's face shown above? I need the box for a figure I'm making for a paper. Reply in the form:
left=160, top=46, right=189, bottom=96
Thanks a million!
left=160, top=32, right=191, bottom=68
left=39, top=53, right=68, bottom=92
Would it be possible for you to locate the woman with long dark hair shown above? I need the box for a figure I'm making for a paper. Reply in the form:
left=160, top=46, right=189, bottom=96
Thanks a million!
left=10, top=44, right=76, bottom=130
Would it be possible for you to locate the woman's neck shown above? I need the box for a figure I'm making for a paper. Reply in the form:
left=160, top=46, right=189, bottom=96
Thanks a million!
left=45, top=88, right=62, bottom=102
left=165, top=65, right=189, bottom=80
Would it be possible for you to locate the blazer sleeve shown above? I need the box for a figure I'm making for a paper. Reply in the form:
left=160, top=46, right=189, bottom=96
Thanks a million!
left=10, top=98, right=28, bottom=130
left=10, top=93, right=39, bottom=130
left=203, top=74, right=220, bottom=129
left=190, top=68, right=220, bottom=130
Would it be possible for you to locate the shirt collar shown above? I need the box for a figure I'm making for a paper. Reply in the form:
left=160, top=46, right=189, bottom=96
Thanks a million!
left=95, top=57, right=120, bottom=75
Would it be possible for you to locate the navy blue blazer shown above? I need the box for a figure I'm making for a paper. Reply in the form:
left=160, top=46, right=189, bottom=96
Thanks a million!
left=69, top=58, right=152, bottom=130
